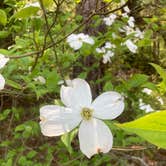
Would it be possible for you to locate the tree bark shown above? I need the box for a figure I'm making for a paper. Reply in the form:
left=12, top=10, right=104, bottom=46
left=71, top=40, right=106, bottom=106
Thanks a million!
left=73, top=0, right=106, bottom=97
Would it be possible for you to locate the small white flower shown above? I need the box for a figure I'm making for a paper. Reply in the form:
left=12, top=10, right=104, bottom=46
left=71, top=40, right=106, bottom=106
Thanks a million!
left=142, top=88, right=152, bottom=95
left=34, top=76, right=46, bottom=84
left=134, top=28, right=144, bottom=39
left=40, top=78, right=124, bottom=158
left=103, top=14, right=117, bottom=26
left=0, top=74, right=5, bottom=90
left=105, top=42, right=116, bottom=49
left=124, top=39, right=137, bottom=53
left=0, top=54, right=9, bottom=69
left=123, top=6, right=130, bottom=13
left=102, top=51, right=114, bottom=64
left=128, top=16, right=135, bottom=28
left=157, top=97, right=164, bottom=105
left=122, top=12, right=129, bottom=18
left=67, top=33, right=94, bottom=50
left=119, top=26, right=134, bottom=35
left=96, top=47, right=106, bottom=54
left=139, top=99, right=153, bottom=113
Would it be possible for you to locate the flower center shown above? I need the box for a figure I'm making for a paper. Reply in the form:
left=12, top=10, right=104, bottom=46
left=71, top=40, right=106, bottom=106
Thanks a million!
left=81, top=107, right=93, bottom=121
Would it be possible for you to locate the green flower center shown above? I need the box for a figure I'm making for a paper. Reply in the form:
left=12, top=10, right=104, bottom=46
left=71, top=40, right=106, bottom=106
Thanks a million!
left=81, top=107, right=93, bottom=120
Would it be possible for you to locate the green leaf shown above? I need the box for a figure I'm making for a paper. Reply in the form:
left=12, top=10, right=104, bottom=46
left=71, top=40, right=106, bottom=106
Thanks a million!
left=13, top=6, right=40, bottom=19
left=117, top=111, right=166, bottom=149
left=61, top=129, right=78, bottom=154
left=150, top=63, right=166, bottom=81
left=6, top=79, right=22, bottom=90
left=0, top=9, right=7, bottom=26
left=0, top=109, right=11, bottom=121
left=42, top=0, right=54, bottom=7
left=126, top=74, right=149, bottom=89
left=103, top=82, right=113, bottom=91
left=0, top=31, right=10, bottom=38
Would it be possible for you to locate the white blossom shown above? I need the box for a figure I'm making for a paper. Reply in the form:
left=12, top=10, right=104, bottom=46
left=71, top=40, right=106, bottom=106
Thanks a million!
left=96, top=47, right=106, bottom=54
left=40, top=78, right=124, bottom=158
left=0, top=54, right=9, bottom=69
left=128, top=16, right=135, bottom=28
left=124, top=39, right=137, bottom=53
left=103, top=51, right=114, bottom=64
left=67, top=33, right=94, bottom=50
left=0, top=54, right=9, bottom=90
left=123, top=6, right=130, bottom=13
left=34, top=76, right=46, bottom=84
left=139, top=99, right=153, bottom=113
left=157, top=97, right=164, bottom=105
left=105, top=42, right=116, bottom=49
left=123, top=26, right=135, bottom=35
left=0, top=74, right=5, bottom=90
left=135, top=28, right=144, bottom=39
left=122, top=13, right=129, bottom=18
left=103, top=14, right=117, bottom=26
left=96, top=42, right=116, bottom=64
left=142, top=88, right=152, bottom=95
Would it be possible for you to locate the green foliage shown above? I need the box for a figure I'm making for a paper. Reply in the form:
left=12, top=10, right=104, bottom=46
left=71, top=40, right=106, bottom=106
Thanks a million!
left=117, top=111, right=166, bottom=149
left=0, top=9, right=7, bottom=26
left=13, top=6, right=40, bottom=19
left=0, top=0, right=165, bottom=165
left=61, top=129, right=78, bottom=154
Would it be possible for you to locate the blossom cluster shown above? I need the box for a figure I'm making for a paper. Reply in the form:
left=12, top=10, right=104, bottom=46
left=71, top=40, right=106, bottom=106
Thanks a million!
left=66, top=6, right=144, bottom=64
left=96, top=42, right=116, bottom=64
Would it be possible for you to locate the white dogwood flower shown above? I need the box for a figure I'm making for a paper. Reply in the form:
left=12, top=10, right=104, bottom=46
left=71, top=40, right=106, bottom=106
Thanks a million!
left=134, top=28, right=144, bottom=39
left=103, top=14, right=117, bottom=26
left=96, top=42, right=116, bottom=64
left=104, top=42, right=116, bottom=49
left=0, top=54, right=9, bottom=90
left=157, top=97, right=164, bottom=105
left=122, top=13, right=129, bottom=18
left=103, top=51, right=114, bottom=64
left=142, top=88, right=152, bottom=95
left=128, top=16, right=135, bottom=28
left=40, top=78, right=124, bottom=158
left=0, top=74, right=5, bottom=90
left=124, top=39, right=137, bottom=53
left=0, top=54, right=9, bottom=69
left=124, top=6, right=130, bottom=13
left=96, top=47, right=106, bottom=54
left=67, top=33, right=94, bottom=50
left=139, top=99, right=153, bottom=113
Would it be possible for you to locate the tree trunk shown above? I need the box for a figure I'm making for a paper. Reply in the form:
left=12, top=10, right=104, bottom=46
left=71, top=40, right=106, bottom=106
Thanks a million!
left=73, top=0, right=106, bottom=98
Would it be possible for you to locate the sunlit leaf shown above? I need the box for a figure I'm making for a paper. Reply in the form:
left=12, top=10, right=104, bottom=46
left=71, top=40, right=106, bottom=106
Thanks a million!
left=117, top=111, right=166, bottom=149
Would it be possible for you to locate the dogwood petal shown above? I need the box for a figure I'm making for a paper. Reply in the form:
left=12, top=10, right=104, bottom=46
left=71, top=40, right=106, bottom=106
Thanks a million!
left=0, top=74, right=5, bottom=90
left=0, top=54, right=9, bottom=69
left=92, top=92, right=124, bottom=120
left=67, top=34, right=83, bottom=50
left=82, top=35, right=94, bottom=45
left=125, top=39, right=137, bottom=53
left=60, top=78, right=92, bottom=109
left=79, top=118, right=113, bottom=158
left=40, top=105, right=81, bottom=137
